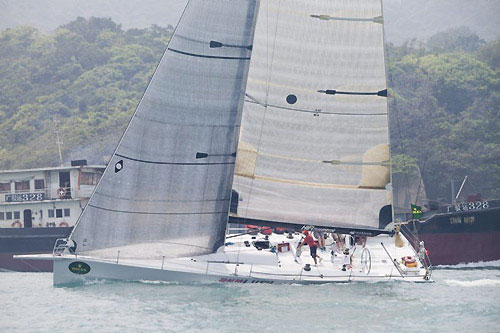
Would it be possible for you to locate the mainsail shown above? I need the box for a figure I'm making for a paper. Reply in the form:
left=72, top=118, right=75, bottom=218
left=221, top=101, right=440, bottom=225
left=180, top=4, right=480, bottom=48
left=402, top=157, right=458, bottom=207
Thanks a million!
left=232, top=0, right=392, bottom=229
left=70, top=0, right=260, bottom=259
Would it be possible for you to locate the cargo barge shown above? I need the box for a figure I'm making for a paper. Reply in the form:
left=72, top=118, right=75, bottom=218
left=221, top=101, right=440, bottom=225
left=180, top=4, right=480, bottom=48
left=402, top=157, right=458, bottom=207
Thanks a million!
left=0, top=161, right=104, bottom=271
left=403, top=198, right=500, bottom=266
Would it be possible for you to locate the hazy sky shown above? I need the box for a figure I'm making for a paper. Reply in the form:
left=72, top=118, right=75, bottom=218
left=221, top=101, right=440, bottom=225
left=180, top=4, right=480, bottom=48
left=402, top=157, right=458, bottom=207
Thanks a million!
left=1, top=0, right=499, bottom=43
left=0, top=0, right=188, bottom=31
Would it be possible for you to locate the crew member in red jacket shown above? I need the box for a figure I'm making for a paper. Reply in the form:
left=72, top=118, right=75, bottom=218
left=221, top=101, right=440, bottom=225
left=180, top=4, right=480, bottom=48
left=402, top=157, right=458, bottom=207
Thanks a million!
left=298, top=231, right=320, bottom=265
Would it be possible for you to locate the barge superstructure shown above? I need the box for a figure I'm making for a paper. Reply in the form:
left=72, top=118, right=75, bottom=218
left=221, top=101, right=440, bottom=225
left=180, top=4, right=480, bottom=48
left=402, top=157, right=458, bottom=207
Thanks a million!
left=0, top=161, right=104, bottom=271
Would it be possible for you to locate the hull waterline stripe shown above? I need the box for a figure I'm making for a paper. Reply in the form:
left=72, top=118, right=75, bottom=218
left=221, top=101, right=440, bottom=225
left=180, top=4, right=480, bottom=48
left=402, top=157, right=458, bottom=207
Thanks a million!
left=168, top=48, right=251, bottom=60
left=88, top=204, right=228, bottom=216
left=115, top=154, right=235, bottom=166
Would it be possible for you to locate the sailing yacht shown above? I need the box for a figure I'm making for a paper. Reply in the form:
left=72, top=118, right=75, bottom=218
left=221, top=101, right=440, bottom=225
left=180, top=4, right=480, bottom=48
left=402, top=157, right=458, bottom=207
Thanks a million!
left=18, top=0, right=431, bottom=285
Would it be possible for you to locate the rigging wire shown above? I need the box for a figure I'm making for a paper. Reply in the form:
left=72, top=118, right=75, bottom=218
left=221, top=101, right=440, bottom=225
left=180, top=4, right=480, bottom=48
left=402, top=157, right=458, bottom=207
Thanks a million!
left=65, top=0, right=194, bottom=245
left=226, top=226, right=273, bottom=239
left=236, top=0, right=281, bottom=266
left=383, top=9, right=435, bottom=212
left=414, top=149, right=430, bottom=205
left=382, top=19, right=413, bottom=211
left=241, top=0, right=281, bottom=220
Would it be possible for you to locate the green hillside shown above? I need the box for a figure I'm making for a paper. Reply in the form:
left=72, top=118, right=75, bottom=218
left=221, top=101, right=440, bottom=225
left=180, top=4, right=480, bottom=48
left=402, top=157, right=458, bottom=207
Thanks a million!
left=388, top=29, right=500, bottom=200
left=0, top=17, right=172, bottom=169
left=3, top=0, right=500, bottom=44
left=0, top=18, right=498, bottom=200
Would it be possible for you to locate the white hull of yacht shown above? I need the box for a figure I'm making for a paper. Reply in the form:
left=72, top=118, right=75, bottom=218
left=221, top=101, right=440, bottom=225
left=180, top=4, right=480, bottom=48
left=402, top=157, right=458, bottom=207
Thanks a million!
left=18, top=233, right=431, bottom=286
left=46, top=258, right=425, bottom=286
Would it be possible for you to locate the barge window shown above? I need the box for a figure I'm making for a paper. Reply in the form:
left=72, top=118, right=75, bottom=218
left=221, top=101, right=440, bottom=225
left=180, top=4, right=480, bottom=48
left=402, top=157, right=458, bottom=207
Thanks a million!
left=0, top=182, right=10, bottom=192
left=64, top=208, right=70, bottom=217
left=15, top=181, right=29, bottom=191
left=6, top=212, right=12, bottom=220
left=81, top=172, right=100, bottom=185
left=48, top=209, right=54, bottom=218
left=0, top=212, right=4, bottom=220
left=56, top=209, right=63, bottom=218
left=14, top=211, right=20, bottom=219
left=34, top=179, right=45, bottom=190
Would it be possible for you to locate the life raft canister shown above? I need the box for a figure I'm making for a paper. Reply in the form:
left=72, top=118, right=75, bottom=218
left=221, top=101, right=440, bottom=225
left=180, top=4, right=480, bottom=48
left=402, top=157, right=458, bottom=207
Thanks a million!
left=246, top=224, right=259, bottom=235
left=11, top=220, right=22, bottom=228
left=261, top=226, right=272, bottom=235
left=401, top=256, right=418, bottom=268
left=59, top=221, right=69, bottom=227
left=274, top=227, right=286, bottom=234
left=277, top=242, right=290, bottom=252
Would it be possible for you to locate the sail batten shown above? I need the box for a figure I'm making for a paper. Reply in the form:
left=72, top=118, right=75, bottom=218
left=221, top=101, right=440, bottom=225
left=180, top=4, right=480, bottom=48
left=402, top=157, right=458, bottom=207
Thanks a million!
left=168, top=48, right=252, bottom=60
left=244, top=99, right=388, bottom=116
left=114, top=154, right=235, bottom=166
left=87, top=204, right=228, bottom=216
left=70, top=0, right=260, bottom=260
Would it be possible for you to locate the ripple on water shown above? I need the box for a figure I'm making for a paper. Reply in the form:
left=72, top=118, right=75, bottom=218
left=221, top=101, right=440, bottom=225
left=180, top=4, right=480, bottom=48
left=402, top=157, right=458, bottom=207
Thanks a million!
left=0, top=269, right=499, bottom=332
left=444, top=279, right=500, bottom=287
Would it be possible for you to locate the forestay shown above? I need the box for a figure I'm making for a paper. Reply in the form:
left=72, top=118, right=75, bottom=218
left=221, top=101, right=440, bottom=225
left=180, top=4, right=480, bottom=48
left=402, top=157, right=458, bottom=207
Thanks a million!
left=70, top=0, right=260, bottom=259
left=233, top=0, right=392, bottom=229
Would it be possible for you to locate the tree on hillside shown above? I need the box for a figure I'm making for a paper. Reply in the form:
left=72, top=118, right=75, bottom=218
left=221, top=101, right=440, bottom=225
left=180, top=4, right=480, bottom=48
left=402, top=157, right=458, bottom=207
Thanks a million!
left=388, top=30, right=500, bottom=200
left=0, top=18, right=172, bottom=170
left=427, top=26, right=485, bottom=53
left=0, top=18, right=499, bottom=201
left=479, top=38, right=500, bottom=70
left=62, top=17, right=121, bottom=43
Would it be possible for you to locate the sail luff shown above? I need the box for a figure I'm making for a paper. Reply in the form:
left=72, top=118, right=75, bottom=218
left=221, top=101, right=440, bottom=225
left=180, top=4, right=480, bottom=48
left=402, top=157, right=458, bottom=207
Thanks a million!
left=379, top=0, right=396, bottom=226
left=68, top=0, right=194, bottom=242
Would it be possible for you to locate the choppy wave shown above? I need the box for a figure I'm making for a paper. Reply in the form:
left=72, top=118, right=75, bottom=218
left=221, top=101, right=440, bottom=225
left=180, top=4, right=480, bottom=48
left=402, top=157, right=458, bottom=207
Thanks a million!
left=137, top=279, right=180, bottom=285
left=444, top=279, right=500, bottom=287
left=435, top=259, right=500, bottom=270
left=1, top=271, right=500, bottom=332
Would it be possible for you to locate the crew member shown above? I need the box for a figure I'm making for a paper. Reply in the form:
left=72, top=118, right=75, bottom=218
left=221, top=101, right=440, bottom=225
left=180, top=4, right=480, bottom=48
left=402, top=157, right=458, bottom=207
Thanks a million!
left=314, top=230, right=326, bottom=251
left=299, top=231, right=320, bottom=265
left=342, top=248, right=352, bottom=271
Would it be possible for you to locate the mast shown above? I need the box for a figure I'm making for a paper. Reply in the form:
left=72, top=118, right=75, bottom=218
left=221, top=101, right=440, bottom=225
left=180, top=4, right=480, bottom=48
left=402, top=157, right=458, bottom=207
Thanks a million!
left=53, top=118, right=64, bottom=167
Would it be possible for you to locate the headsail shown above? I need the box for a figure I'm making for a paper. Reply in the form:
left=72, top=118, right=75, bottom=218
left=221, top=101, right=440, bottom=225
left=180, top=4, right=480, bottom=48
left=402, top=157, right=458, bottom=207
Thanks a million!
left=70, top=0, right=260, bottom=259
left=232, top=0, right=392, bottom=229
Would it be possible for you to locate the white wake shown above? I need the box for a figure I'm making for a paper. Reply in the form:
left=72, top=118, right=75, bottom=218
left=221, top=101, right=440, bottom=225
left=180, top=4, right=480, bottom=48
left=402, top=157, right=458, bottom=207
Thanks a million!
left=436, top=259, right=500, bottom=269
left=444, top=279, right=500, bottom=287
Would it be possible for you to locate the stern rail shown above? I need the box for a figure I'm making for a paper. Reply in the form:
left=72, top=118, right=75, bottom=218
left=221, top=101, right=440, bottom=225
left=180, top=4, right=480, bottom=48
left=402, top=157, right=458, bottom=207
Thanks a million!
left=53, top=238, right=69, bottom=256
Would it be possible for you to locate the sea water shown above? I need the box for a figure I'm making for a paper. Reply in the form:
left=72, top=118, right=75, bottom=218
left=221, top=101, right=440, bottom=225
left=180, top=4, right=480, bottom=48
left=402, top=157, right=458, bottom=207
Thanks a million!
left=1, top=263, right=500, bottom=332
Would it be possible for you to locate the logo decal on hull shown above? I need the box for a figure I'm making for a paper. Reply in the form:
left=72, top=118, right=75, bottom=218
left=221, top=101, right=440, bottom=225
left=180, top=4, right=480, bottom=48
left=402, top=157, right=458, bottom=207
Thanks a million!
left=68, top=261, right=91, bottom=275
left=219, top=277, right=274, bottom=284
